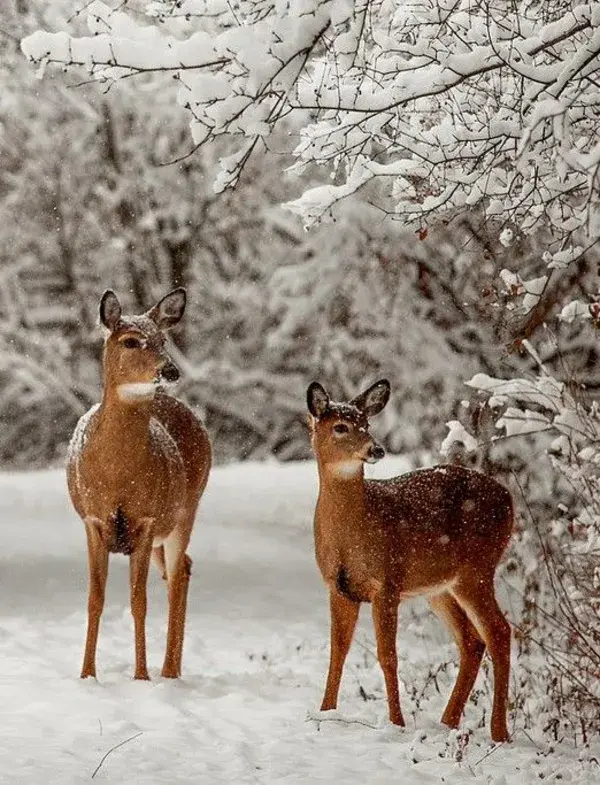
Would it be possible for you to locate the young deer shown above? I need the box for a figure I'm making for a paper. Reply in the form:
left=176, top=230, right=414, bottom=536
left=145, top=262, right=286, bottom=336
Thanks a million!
left=307, top=379, right=514, bottom=742
left=67, top=289, right=211, bottom=681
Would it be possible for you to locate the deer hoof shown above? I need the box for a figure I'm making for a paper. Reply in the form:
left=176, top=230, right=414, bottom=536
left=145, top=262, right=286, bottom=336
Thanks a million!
left=491, top=727, right=510, bottom=743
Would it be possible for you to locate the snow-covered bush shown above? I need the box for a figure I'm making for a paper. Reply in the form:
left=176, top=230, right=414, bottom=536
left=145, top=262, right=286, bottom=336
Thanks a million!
left=449, top=327, right=600, bottom=741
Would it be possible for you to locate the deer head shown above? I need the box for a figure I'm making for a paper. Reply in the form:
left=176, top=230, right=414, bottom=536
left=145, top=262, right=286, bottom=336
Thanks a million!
left=99, top=288, right=186, bottom=402
left=307, top=379, right=390, bottom=477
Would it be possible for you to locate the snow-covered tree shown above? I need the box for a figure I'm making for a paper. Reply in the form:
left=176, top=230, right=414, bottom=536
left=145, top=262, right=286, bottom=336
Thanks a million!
left=21, top=1, right=600, bottom=245
left=20, top=3, right=600, bottom=369
left=17, top=0, right=600, bottom=463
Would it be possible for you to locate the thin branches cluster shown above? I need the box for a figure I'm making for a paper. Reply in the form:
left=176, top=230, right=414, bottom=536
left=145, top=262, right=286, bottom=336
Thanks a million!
left=460, top=348, right=600, bottom=740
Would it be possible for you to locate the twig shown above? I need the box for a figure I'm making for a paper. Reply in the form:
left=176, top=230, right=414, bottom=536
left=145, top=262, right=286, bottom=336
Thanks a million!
left=519, top=727, right=543, bottom=750
left=67, top=0, right=96, bottom=24
left=0, top=27, right=19, bottom=42
left=91, top=731, right=143, bottom=779
left=305, top=712, right=378, bottom=730
left=473, top=741, right=504, bottom=766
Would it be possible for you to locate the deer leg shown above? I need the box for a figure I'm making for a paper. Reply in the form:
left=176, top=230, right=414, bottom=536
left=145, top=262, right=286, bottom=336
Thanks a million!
left=81, top=519, right=109, bottom=679
left=451, top=577, right=511, bottom=742
left=372, top=594, right=403, bottom=726
left=321, top=590, right=360, bottom=711
left=129, top=530, right=153, bottom=680
left=429, top=592, right=486, bottom=729
left=161, top=532, right=192, bottom=679
left=152, top=545, right=167, bottom=580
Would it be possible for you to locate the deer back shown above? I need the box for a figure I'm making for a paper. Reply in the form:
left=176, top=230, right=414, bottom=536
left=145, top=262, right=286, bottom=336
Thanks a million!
left=365, top=465, right=513, bottom=591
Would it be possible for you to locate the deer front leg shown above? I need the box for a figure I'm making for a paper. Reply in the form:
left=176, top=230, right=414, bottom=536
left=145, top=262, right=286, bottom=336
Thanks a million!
left=129, top=528, right=153, bottom=680
left=321, top=590, right=360, bottom=711
left=372, top=593, right=403, bottom=726
left=81, top=518, right=109, bottom=679
left=161, top=532, right=192, bottom=678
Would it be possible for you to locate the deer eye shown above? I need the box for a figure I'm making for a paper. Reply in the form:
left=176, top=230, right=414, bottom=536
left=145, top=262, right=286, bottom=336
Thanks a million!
left=333, top=423, right=350, bottom=435
left=122, top=337, right=141, bottom=349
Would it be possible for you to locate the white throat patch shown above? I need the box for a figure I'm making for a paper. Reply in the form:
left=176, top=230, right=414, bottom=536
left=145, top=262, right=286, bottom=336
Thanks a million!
left=117, top=382, right=157, bottom=402
left=331, top=460, right=362, bottom=479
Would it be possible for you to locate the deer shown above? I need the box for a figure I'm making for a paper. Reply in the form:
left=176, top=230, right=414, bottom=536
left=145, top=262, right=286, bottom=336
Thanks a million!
left=307, top=379, right=514, bottom=742
left=67, top=288, right=211, bottom=681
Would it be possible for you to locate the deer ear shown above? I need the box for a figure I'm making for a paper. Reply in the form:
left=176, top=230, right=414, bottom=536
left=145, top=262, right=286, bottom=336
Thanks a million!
left=307, top=382, right=330, bottom=419
left=350, top=379, right=390, bottom=418
left=147, top=288, right=186, bottom=330
left=99, top=290, right=122, bottom=332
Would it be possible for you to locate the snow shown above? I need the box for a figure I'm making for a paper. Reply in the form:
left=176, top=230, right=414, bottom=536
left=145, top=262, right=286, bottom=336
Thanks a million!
left=67, top=403, right=99, bottom=464
left=0, top=460, right=596, bottom=783
left=439, top=421, right=478, bottom=456
left=559, top=299, right=592, bottom=323
left=499, top=269, right=522, bottom=294
left=467, top=373, right=565, bottom=411
left=21, top=2, right=221, bottom=76
left=499, top=228, right=514, bottom=247
left=521, top=275, right=548, bottom=313
left=498, top=407, right=551, bottom=437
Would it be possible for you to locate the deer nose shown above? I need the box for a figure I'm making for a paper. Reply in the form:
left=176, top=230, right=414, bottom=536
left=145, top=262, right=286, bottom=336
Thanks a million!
left=369, top=444, right=385, bottom=462
left=160, top=361, right=180, bottom=383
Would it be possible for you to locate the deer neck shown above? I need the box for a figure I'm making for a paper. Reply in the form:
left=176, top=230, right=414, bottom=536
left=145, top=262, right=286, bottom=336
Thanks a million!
left=96, top=385, right=155, bottom=456
left=316, top=459, right=367, bottom=524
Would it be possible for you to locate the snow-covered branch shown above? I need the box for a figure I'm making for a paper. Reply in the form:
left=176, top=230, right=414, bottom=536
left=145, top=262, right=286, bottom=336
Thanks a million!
left=21, top=1, right=600, bottom=239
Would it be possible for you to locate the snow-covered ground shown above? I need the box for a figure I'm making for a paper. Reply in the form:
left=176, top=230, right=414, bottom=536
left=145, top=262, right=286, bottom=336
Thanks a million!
left=0, top=459, right=596, bottom=784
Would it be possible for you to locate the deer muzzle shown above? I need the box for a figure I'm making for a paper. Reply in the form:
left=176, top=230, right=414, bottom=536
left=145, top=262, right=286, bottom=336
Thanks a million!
left=366, top=443, right=385, bottom=463
left=160, top=360, right=180, bottom=383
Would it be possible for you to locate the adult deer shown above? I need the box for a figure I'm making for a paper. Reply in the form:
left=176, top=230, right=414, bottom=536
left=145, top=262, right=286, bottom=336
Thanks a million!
left=68, top=289, right=211, bottom=681
left=307, top=379, right=513, bottom=742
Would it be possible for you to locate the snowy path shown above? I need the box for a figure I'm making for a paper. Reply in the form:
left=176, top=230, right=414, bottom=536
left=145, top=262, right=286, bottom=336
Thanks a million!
left=0, top=462, right=594, bottom=784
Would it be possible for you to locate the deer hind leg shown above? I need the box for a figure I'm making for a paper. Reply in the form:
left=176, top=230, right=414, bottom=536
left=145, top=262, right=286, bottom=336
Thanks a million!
left=429, top=592, right=485, bottom=729
left=81, top=519, right=109, bottom=679
left=152, top=545, right=167, bottom=580
left=321, top=590, right=360, bottom=712
left=161, top=531, right=193, bottom=679
left=451, top=577, right=511, bottom=743
left=129, top=527, right=153, bottom=680
left=372, top=594, right=403, bottom=726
